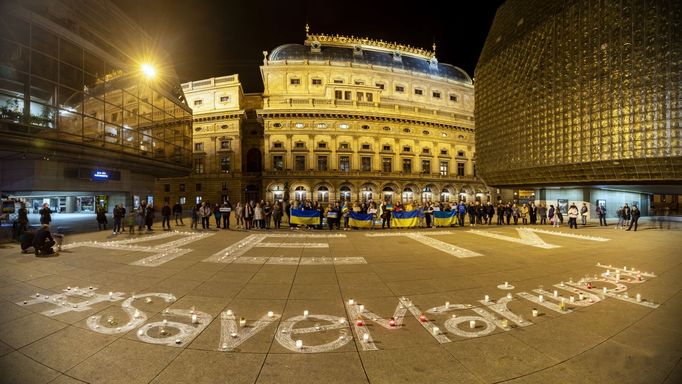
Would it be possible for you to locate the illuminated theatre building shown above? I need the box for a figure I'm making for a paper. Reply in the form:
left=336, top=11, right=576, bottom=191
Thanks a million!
left=475, top=0, right=681, bottom=215
left=159, top=30, right=487, bottom=206
left=0, top=0, right=192, bottom=213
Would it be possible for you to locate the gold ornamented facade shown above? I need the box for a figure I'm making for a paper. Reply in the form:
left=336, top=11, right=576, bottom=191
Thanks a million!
left=475, top=0, right=681, bottom=187
left=157, top=30, right=487, bottom=206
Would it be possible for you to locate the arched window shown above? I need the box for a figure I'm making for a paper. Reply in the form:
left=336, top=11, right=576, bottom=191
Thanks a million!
left=295, top=186, right=307, bottom=201
left=402, top=187, right=414, bottom=202
left=382, top=186, right=394, bottom=202
left=340, top=186, right=351, bottom=202
left=317, top=186, right=329, bottom=202
left=422, top=187, right=432, bottom=202
left=440, top=188, right=451, bottom=203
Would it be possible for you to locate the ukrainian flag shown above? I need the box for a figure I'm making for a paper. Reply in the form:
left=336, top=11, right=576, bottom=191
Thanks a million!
left=391, top=211, right=419, bottom=228
left=433, top=211, right=457, bottom=227
left=349, top=212, right=374, bottom=228
left=290, top=209, right=321, bottom=226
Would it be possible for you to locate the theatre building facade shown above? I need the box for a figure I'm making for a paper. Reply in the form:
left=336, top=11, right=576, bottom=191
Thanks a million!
left=157, top=30, right=488, bottom=206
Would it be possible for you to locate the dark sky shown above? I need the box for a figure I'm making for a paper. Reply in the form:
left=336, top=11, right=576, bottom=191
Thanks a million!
left=114, top=0, right=505, bottom=93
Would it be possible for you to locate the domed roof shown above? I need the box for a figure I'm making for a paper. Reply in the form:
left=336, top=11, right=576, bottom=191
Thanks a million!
left=268, top=44, right=472, bottom=84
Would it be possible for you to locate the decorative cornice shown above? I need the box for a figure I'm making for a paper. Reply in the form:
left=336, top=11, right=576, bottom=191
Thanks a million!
left=305, top=25, right=436, bottom=60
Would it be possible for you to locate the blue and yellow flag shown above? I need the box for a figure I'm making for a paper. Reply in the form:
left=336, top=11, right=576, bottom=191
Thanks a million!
left=391, top=211, right=419, bottom=228
left=290, top=209, right=321, bottom=226
left=433, top=211, right=457, bottom=227
left=349, top=212, right=374, bottom=228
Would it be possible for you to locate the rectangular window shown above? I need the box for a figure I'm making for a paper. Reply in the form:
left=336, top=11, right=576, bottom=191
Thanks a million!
left=194, top=158, right=204, bottom=174
left=290, top=78, right=301, bottom=85
left=180, top=196, right=186, bottom=204
left=422, top=148, right=430, bottom=154
left=335, top=90, right=343, bottom=99
left=382, top=145, right=392, bottom=152
left=457, top=162, right=465, bottom=176
left=111, top=112, right=118, bottom=122
left=295, top=155, right=306, bottom=171
left=439, top=161, right=449, bottom=176
left=339, top=156, right=350, bottom=172
left=220, top=156, right=230, bottom=173
left=333, top=79, right=344, bottom=84
left=295, top=142, right=305, bottom=149
left=317, top=156, right=328, bottom=171
left=179, top=183, right=186, bottom=192
left=220, top=140, right=230, bottom=149
left=354, top=80, right=365, bottom=85
left=195, top=196, right=202, bottom=204
left=164, top=184, right=170, bottom=192
left=382, top=158, right=392, bottom=172
left=344, top=91, right=352, bottom=100
left=273, top=142, right=283, bottom=148
left=339, top=142, right=350, bottom=150
left=361, top=156, right=372, bottom=171
left=273, top=155, right=284, bottom=171
left=402, top=158, right=412, bottom=173
left=357, top=92, right=364, bottom=101
left=193, top=99, right=202, bottom=106
left=376, top=83, right=385, bottom=90
left=414, top=89, right=423, bottom=95
left=220, top=96, right=230, bottom=102
left=312, top=78, right=322, bottom=85
left=317, top=142, right=327, bottom=149
left=440, top=149, right=448, bottom=155
left=194, top=142, right=204, bottom=151
left=402, top=146, right=411, bottom=152
left=432, top=91, right=441, bottom=98
left=196, top=183, right=202, bottom=192
left=361, top=144, right=371, bottom=150
left=395, top=85, right=405, bottom=93
left=366, top=93, right=373, bottom=102
left=449, top=95, right=458, bottom=102
left=422, top=159, right=431, bottom=174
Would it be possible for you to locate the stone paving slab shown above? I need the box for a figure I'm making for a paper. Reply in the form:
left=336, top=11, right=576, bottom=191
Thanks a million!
left=0, top=225, right=680, bottom=383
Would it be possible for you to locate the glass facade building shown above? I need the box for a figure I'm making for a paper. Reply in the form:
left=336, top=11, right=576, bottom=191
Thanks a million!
left=0, top=0, right=193, bottom=212
left=475, top=0, right=681, bottom=187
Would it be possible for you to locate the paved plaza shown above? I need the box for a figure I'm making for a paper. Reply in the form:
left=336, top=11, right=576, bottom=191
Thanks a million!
left=0, top=224, right=680, bottom=383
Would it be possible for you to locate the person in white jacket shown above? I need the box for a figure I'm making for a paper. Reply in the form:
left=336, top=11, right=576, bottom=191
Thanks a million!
left=567, top=203, right=579, bottom=229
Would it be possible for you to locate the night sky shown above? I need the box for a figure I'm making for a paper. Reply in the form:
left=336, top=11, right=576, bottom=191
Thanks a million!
left=114, top=0, right=505, bottom=93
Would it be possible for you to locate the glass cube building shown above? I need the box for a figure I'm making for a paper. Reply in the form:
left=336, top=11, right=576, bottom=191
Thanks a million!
left=475, top=0, right=681, bottom=188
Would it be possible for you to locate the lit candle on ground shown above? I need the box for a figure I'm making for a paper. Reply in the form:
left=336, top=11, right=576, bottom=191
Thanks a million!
left=469, top=320, right=476, bottom=329
left=501, top=319, right=509, bottom=328
left=145, top=297, right=152, bottom=303
left=636, top=293, right=642, bottom=303
left=109, top=292, right=113, bottom=299
left=239, top=317, right=246, bottom=327
left=175, top=339, right=181, bottom=344
left=560, top=281, right=565, bottom=287
left=356, top=319, right=364, bottom=326
left=226, top=309, right=233, bottom=316
left=484, top=295, right=490, bottom=302
left=303, top=310, right=309, bottom=318
left=507, top=293, right=513, bottom=300
left=432, top=326, right=440, bottom=335
left=191, top=314, right=198, bottom=324
left=230, top=332, right=238, bottom=338
left=358, top=305, right=364, bottom=312
left=295, top=339, right=303, bottom=349
left=445, top=301, right=450, bottom=309
left=553, top=290, right=558, bottom=298
left=348, top=299, right=354, bottom=305
left=602, top=287, right=607, bottom=294
left=163, top=319, right=168, bottom=326
left=538, top=295, right=544, bottom=303
left=267, top=311, right=274, bottom=318
left=578, top=293, right=584, bottom=301
left=504, top=281, right=509, bottom=288
left=532, top=309, right=538, bottom=317
left=570, top=296, right=575, bottom=303
left=389, top=318, right=396, bottom=327
left=137, top=329, right=144, bottom=336
left=624, top=292, right=629, bottom=298
left=419, top=314, right=427, bottom=322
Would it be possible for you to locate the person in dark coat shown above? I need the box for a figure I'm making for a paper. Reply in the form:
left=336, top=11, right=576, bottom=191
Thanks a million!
left=39, top=203, right=52, bottom=225
left=172, top=202, right=184, bottom=225
left=626, top=205, right=641, bottom=231
left=145, top=204, right=155, bottom=231
left=20, top=231, right=35, bottom=253
left=221, top=201, right=232, bottom=229
left=161, top=202, right=172, bottom=230
left=33, top=224, right=56, bottom=256
left=96, top=206, right=107, bottom=230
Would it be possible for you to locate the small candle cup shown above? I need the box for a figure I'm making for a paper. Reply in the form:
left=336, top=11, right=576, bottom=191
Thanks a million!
left=532, top=309, right=538, bottom=317
left=469, top=320, right=476, bottom=329
left=295, top=339, right=303, bottom=349
left=267, top=311, right=274, bottom=318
